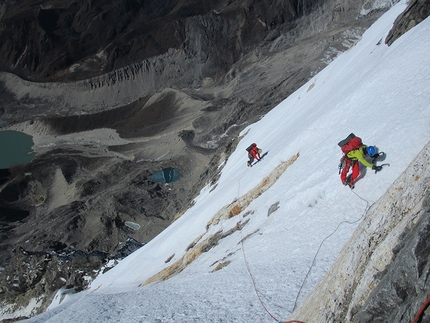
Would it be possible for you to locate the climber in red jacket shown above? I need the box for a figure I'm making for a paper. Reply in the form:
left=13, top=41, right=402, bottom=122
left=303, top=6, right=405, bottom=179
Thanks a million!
left=247, top=143, right=261, bottom=167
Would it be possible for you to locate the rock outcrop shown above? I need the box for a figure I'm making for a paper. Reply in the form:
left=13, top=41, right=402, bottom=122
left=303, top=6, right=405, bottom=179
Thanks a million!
left=386, top=0, right=430, bottom=45
left=290, top=141, right=430, bottom=322
left=0, top=0, right=322, bottom=82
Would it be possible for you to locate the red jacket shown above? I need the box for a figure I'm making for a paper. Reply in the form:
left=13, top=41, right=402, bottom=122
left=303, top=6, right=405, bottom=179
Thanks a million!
left=249, top=146, right=260, bottom=160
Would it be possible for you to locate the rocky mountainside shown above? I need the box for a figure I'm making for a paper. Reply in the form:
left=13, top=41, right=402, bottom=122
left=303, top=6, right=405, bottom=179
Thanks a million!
left=0, top=0, right=327, bottom=82
left=291, top=141, right=430, bottom=322
left=0, top=0, right=428, bottom=320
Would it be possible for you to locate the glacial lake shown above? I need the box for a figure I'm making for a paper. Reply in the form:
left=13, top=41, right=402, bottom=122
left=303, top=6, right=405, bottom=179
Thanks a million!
left=0, top=130, right=36, bottom=169
left=148, top=167, right=182, bottom=183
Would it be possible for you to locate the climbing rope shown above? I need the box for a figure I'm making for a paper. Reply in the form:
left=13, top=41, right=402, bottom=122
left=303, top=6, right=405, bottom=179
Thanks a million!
left=240, top=237, right=280, bottom=322
left=237, top=163, right=378, bottom=321
left=411, top=295, right=430, bottom=323
left=237, top=168, right=306, bottom=323
left=238, top=169, right=277, bottom=320
left=240, top=234, right=306, bottom=323
left=292, top=190, right=374, bottom=311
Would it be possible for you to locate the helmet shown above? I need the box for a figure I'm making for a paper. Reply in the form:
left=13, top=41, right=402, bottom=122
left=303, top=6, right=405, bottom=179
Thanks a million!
left=366, top=146, right=376, bottom=156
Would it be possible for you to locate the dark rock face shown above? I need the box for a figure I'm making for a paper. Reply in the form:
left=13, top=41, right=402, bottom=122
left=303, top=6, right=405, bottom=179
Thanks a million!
left=386, top=0, right=430, bottom=45
left=0, top=239, right=144, bottom=318
left=353, top=207, right=430, bottom=323
left=0, top=0, right=317, bottom=82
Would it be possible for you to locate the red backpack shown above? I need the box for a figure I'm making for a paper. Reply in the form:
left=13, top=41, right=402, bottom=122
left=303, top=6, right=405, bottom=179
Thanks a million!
left=338, top=133, right=363, bottom=173
left=338, top=133, right=363, bottom=154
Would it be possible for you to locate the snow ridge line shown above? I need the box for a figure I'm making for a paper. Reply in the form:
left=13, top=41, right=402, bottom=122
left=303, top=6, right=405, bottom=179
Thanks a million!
left=139, top=153, right=299, bottom=287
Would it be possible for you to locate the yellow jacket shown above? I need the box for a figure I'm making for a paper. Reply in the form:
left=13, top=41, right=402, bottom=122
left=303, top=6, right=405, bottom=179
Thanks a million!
left=346, top=145, right=373, bottom=168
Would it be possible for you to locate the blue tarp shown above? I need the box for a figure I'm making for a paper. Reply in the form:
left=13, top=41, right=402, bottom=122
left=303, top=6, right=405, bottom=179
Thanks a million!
left=148, top=168, right=182, bottom=183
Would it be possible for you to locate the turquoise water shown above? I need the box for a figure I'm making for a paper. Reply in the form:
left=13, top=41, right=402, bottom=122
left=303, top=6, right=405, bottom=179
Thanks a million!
left=124, top=221, right=141, bottom=230
left=148, top=168, right=182, bottom=183
left=0, top=130, right=36, bottom=169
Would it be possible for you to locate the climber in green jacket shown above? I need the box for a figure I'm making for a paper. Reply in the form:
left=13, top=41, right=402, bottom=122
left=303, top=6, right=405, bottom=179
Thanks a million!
left=347, top=145, right=374, bottom=168
left=341, top=145, right=382, bottom=189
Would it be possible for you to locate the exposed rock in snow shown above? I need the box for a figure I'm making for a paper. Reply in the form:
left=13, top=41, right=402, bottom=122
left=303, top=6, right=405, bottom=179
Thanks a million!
left=386, top=0, right=430, bottom=45
left=291, top=141, right=430, bottom=322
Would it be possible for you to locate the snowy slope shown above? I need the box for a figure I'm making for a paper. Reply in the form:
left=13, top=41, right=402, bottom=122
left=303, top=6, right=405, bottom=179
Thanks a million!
left=22, top=2, right=430, bottom=322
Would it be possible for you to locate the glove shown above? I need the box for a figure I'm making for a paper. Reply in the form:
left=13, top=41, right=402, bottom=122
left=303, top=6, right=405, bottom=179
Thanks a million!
left=372, top=165, right=383, bottom=172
